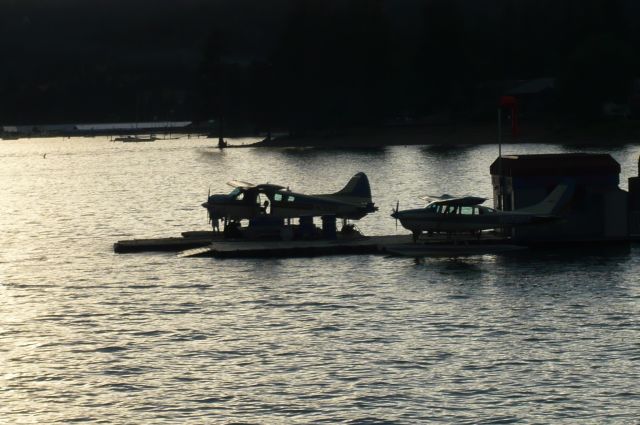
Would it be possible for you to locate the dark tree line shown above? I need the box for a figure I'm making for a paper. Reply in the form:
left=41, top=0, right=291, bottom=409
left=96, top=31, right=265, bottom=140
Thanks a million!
left=1, top=0, right=639, bottom=129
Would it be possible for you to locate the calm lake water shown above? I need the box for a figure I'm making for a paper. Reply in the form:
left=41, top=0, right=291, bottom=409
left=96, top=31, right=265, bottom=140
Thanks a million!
left=1, top=136, right=640, bottom=423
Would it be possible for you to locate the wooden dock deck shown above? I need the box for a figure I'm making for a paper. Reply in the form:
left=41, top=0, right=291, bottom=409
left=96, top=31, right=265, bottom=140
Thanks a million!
left=113, top=231, right=217, bottom=253
left=178, top=235, right=413, bottom=258
left=115, top=231, right=512, bottom=259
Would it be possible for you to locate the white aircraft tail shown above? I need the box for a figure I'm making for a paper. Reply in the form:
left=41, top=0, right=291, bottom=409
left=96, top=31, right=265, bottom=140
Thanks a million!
left=517, top=183, right=574, bottom=215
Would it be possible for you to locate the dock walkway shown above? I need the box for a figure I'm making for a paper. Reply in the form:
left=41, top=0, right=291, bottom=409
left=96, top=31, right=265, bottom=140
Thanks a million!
left=115, top=231, right=513, bottom=259
left=179, top=235, right=412, bottom=258
left=113, top=231, right=217, bottom=253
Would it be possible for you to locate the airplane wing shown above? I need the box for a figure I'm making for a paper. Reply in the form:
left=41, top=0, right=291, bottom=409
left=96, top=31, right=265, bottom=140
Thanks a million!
left=421, top=194, right=487, bottom=206
left=255, top=183, right=287, bottom=191
left=227, top=180, right=255, bottom=188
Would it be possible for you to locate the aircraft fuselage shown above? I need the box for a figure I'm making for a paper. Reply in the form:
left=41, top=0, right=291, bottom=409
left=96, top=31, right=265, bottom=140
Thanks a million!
left=392, top=204, right=554, bottom=234
left=203, top=173, right=377, bottom=224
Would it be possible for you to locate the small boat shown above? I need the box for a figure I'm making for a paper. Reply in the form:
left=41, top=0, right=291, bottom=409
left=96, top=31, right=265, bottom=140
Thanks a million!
left=114, top=135, right=157, bottom=143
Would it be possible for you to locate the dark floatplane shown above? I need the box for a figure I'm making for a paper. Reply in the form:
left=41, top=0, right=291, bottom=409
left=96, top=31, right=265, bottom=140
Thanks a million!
left=391, top=184, right=573, bottom=242
left=202, top=172, right=378, bottom=239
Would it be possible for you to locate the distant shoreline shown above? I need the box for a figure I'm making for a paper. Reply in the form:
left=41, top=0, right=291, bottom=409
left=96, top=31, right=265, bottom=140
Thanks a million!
left=4, top=122, right=640, bottom=148
left=253, top=122, right=640, bottom=148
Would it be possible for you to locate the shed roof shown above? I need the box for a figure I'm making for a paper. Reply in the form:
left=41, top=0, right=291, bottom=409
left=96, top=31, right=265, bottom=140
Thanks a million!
left=490, top=153, right=620, bottom=177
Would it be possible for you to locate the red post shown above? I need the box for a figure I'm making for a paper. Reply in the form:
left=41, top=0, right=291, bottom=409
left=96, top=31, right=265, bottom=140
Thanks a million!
left=499, top=96, right=519, bottom=138
left=511, top=103, right=519, bottom=137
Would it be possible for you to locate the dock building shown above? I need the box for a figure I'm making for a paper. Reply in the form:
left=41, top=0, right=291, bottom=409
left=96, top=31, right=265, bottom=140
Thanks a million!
left=490, top=153, right=635, bottom=243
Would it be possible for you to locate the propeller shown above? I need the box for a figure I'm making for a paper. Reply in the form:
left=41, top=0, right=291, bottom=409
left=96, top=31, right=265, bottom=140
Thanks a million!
left=205, top=187, right=211, bottom=224
left=392, top=200, right=399, bottom=230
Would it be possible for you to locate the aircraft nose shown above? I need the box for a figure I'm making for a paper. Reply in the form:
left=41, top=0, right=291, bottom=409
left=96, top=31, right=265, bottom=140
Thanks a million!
left=202, top=202, right=209, bottom=208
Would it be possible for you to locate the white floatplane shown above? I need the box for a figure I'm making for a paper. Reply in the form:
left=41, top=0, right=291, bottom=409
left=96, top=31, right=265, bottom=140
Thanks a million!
left=391, top=184, right=573, bottom=242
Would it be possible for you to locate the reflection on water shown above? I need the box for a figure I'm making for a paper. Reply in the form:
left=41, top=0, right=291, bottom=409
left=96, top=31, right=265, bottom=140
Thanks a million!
left=1, top=136, right=640, bottom=423
left=420, top=143, right=474, bottom=158
left=280, top=145, right=388, bottom=155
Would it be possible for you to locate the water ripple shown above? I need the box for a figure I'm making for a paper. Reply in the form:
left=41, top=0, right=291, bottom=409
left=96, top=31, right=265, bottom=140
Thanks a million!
left=1, top=138, right=640, bottom=423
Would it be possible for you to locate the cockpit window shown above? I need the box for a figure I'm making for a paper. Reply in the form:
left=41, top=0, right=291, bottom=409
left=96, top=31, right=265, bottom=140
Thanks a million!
left=460, top=206, right=473, bottom=215
left=274, top=193, right=283, bottom=202
left=228, top=187, right=245, bottom=200
left=443, top=205, right=457, bottom=214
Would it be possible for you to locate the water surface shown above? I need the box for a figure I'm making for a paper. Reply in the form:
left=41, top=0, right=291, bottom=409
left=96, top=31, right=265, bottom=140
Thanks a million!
left=1, top=137, right=639, bottom=423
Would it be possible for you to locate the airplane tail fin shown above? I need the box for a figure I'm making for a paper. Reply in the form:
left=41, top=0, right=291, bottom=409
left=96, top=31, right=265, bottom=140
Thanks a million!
left=518, top=183, right=574, bottom=215
left=335, top=172, right=372, bottom=200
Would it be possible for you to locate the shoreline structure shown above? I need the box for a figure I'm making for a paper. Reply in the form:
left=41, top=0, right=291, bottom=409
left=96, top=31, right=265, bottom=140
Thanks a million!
left=3, top=122, right=640, bottom=147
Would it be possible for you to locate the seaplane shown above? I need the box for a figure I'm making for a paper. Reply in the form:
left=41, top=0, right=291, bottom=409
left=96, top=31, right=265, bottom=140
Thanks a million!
left=202, top=172, right=378, bottom=233
left=391, top=183, right=573, bottom=242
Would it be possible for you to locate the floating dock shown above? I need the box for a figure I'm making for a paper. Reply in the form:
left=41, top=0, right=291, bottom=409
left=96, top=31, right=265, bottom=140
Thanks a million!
left=178, top=234, right=514, bottom=259
left=385, top=242, right=527, bottom=257
left=179, top=235, right=412, bottom=258
left=113, top=231, right=218, bottom=253
left=115, top=231, right=515, bottom=259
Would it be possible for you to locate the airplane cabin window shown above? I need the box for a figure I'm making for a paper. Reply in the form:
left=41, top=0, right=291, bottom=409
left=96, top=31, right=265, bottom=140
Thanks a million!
left=288, top=196, right=295, bottom=202
left=274, top=193, right=283, bottom=201
left=460, top=206, right=473, bottom=215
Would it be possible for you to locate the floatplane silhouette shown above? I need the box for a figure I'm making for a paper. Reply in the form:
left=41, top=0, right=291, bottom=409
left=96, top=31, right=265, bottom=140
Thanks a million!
left=202, top=172, right=378, bottom=236
left=391, top=184, right=573, bottom=242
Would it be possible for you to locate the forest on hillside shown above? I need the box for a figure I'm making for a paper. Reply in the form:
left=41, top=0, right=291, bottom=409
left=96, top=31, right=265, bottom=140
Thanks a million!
left=1, top=0, right=638, bottom=133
